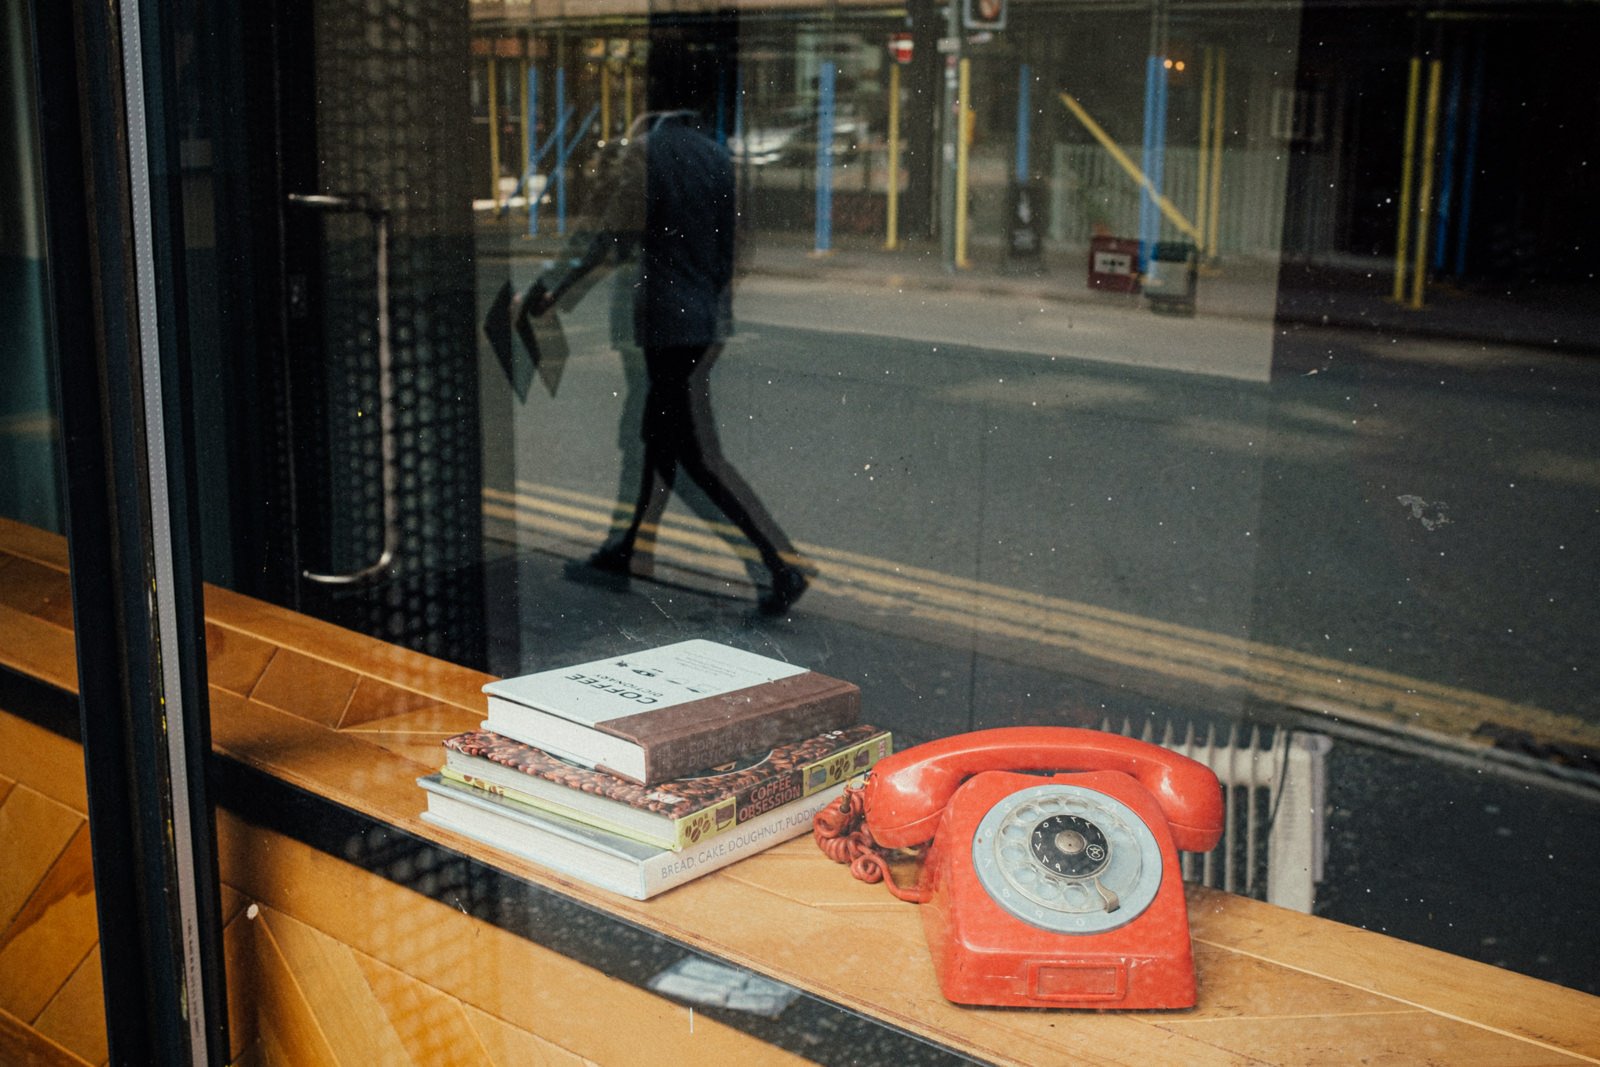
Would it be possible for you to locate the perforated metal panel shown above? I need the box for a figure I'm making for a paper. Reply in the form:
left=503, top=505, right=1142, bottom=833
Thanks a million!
left=304, top=0, right=485, bottom=663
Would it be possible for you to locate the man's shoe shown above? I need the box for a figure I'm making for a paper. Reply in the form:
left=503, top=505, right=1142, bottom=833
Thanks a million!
left=758, top=566, right=809, bottom=616
left=586, top=544, right=634, bottom=576
left=563, top=544, right=634, bottom=588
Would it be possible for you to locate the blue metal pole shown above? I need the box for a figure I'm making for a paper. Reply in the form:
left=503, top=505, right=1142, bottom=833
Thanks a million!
left=1015, top=63, right=1032, bottom=181
left=1453, top=37, right=1486, bottom=278
left=1431, top=50, right=1465, bottom=271
left=815, top=61, right=836, bottom=254
left=556, top=67, right=568, bottom=235
left=1139, top=62, right=1153, bottom=271
left=563, top=105, right=599, bottom=158
left=1153, top=57, right=1169, bottom=202
left=1139, top=55, right=1168, bottom=272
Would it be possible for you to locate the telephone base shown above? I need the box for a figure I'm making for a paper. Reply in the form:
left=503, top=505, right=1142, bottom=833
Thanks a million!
left=922, top=768, right=1202, bottom=1011
left=933, top=948, right=1198, bottom=1010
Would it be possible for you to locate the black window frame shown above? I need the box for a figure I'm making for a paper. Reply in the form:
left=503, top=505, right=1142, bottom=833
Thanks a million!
left=29, top=0, right=229, bottom=1061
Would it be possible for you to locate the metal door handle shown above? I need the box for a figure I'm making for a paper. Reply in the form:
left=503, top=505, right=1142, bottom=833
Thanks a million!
left=287, top=192, right=397, bottom=585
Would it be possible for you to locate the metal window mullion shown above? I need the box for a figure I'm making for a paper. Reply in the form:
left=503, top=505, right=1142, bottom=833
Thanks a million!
left=30, top=0, right=229, bottom=1063
left=118, top=4, right=212, bottom=1056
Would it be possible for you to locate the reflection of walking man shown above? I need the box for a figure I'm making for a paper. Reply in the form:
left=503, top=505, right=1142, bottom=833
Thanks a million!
left=523, top=110, right=809, bottom=616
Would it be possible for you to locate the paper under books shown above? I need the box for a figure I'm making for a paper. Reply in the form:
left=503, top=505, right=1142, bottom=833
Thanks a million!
left=419, top=773, right=850, bottom=900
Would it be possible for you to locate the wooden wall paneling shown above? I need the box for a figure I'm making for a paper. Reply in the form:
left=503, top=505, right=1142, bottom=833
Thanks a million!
left=338, top=705, right=483, bottom=738
left=216, top=813, right=812, bottom=1065
left=0, top=1006, right=94, bottom=1067
left=0, top=724, right=65, bottom=787
left=248, top=649, right=360, bottom=729
left=0, top=785, right=85, bottom=935
left=1188, top=890, right=1600, bottom=1059
left=340, top=704, right=486, bottom=773
left=461, top=1003, right=600, bottom=1067
left=203, top=586, right=494, bottom=711
left=0, top=605, right=78, bottom=693
left=0, top=823, right=97, bottom=1023
left=0, top=713, right=86, bottom=815
left=206, top=623, right=278, bottom=698
left=1156, top=1013, right=1590, bottom=1066
left=220, top=884, right=249, bottom=927
left=0, top=519, right=71, bottom=570
left=31, top=946, right=109, bottom=1066
left=251, top=906, right=415, bottom=1064
left=1184, top=942, right=1409, bottom=1018
left=347, top=729, right=462, bottom=769
left=208, top=689, right=433, bottom=814
left=0, top=713, right=103, bottom=1064
left=347, top=940, right=499, bottom=1064
left=338, top=677, right=448, bottom=730
left=0, top=557, right=74, bottom=629
left=244, top=906, right=344, bottom=1065
left=224, top=906, right=263, bottom=1064
left=724, top=843, right=928, bottom=912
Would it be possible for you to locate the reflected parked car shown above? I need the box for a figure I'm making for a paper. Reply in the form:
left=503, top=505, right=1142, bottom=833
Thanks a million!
left=730, top=103, right=869, bottom=166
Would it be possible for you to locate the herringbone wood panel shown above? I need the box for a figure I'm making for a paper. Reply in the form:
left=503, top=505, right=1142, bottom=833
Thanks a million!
left=0, top=767, right=101, bottom=1066
left=0, top=707, right=796, bottom=1066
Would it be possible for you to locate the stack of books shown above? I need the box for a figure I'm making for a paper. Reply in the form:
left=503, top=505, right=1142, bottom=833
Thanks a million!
left=420, top=640, right=889, bottom=899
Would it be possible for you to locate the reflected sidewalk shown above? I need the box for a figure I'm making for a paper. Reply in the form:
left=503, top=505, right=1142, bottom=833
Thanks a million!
left=740, top=230, right=1600, bottom=356
left=478, top=214, right=1600, bottom=358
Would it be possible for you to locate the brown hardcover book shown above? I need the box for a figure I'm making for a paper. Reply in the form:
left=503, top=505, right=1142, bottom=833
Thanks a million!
left=481, top=640, right=861, bottom=786
left=440, top=724, right=892, bottom=851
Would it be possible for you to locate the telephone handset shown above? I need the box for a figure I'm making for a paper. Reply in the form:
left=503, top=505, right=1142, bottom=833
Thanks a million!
left=814, top=726, right=1223, bottom=1009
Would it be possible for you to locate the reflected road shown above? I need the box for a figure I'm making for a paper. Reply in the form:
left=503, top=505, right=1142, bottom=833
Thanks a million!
left=488, top=269, right=1600, bottom=745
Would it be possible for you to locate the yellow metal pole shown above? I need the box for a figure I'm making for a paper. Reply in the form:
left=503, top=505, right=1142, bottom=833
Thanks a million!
left=488, top=56, right=502, bottom=207
left=1058, top=92, right=1202, bottom=241
left=520, top=57, right=531, bottom=187
left=624, top=65, right=635, bottom=130
left=1410, top=58, right=1444, bottom=310
left=1392, top=56, right=1422, bottom=303
left=601, top=62, right=612, bottom=140
left=886, top=62, right=901, bottom=250
left=955, top=57, right=972, bottom=269
left=1196, top=47, right=1213, bottom=255
left=1207, top=48, right=1226, bottom=260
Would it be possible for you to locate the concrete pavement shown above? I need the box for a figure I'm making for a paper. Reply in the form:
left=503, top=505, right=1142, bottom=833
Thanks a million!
left=482, top=214, right=1600, bottom=383
left=739, top=230, right=1600, bottom=357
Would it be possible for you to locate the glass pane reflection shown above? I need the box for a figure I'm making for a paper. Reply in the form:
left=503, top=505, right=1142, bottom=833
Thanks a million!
left=172, top=0, right=1600, bottom=1007
left=1, top=0, right=61, bottom=533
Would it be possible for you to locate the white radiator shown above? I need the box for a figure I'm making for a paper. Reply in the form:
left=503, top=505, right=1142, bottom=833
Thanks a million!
left=1106, top=719, right=1331, bottom=913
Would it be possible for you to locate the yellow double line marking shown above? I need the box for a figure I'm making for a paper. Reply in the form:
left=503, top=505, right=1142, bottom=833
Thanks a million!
left=485, top=482, right=1597, bottom=756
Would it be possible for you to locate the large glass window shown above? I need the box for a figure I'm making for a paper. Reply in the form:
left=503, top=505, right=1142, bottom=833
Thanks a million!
left=9, top=0, right=1598, bottom=1058
left=145, top=0, right=1600, bottom=1044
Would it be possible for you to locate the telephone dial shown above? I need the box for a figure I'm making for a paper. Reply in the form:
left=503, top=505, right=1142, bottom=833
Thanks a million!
left=814, top=726, right=1223, bottom=1009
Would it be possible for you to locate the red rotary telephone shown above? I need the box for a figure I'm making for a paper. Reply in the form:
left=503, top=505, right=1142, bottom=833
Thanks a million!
left=814, top=726, right=1224, bottom=1009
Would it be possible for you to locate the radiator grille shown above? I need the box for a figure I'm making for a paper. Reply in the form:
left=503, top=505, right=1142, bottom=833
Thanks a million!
left=1105, top=720, right=1331, bottom=913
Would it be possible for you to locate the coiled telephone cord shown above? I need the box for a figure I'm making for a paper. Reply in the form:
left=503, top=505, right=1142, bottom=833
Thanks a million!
left=812, top=785, right=926, bottom=902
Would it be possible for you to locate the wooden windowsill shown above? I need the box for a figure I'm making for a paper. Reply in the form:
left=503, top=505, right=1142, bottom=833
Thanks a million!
left=2, top=517, right=1597, bottom=1065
